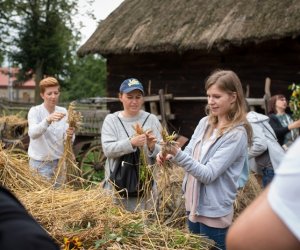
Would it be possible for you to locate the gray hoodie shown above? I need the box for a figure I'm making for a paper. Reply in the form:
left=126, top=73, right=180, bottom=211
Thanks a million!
left=173, top=116, right=247, bottom=218
left=247, top=111, right=285, bottom=171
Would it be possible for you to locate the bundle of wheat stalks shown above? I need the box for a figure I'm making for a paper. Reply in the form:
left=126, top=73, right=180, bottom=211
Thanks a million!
left=133, top=123, right=154, bottom=200
left=156, top=128, right=186, bottom=227
left=56, top=102, right=83, bottom=187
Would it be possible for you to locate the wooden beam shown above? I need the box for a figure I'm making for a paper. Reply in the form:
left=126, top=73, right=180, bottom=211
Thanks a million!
left=158, top=89, right=168, bottom=129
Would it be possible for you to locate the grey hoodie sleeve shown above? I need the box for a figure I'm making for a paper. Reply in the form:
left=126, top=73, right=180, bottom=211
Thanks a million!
left=173, top=128, right=247, bottom=184
left=248, top=122, right=268, bottom=158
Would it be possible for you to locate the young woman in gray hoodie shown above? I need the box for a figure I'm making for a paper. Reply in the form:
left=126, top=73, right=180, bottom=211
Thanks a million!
left=157, top=70, right=252, bottom=250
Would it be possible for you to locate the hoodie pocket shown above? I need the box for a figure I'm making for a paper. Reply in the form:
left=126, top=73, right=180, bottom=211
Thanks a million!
left=202, top=186, right=211, bottom=206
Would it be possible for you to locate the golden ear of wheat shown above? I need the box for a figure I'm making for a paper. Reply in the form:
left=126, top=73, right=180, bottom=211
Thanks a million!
left=133, top=123, right=144, bottom=135
left=161, top=127, right=178, bottom=157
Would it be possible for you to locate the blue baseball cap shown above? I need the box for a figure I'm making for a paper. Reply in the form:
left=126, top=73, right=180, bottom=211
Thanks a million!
left=119, top=78, right=144, bottom=94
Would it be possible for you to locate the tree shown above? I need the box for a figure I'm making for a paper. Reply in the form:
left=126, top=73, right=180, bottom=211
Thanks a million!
left=61, top=54, right=107, bottom=101
left=1, top=0, right=107, bottom=103
left=0, top=0, right=16, bottom=64
left=10, top=0, right=79, bottom=103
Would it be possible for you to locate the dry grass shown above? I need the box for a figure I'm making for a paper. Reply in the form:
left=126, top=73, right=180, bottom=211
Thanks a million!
left=0, top=145, right=213, bottom=250
left=0, top=114, right=28, bottom=139
left=16, top=186, right=213, bottom=250
left=156, top=165, right=186, bottom=228
left=156, top=128, right=186, bottom=228
left=133, top=123, right=154, bottom=201
left=234, top=172, right=262, bottom=219
left=0, top=144, right=50, bottom=191
left=56, top=102, right=83, bottom=188
left=0, top=114, right=28, bottom=126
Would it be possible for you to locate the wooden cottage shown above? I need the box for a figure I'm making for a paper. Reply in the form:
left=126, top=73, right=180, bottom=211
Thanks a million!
left=78, top=0, right=300, bottom=139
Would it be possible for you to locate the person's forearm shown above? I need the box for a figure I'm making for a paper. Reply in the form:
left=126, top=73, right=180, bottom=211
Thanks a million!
left=227, top=187, right=300, bottom=250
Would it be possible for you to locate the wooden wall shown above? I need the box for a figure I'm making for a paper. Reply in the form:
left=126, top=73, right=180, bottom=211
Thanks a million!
left=105, top=38, right=300, bottom=140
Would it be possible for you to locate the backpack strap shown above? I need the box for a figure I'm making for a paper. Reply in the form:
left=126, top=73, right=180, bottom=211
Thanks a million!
left=116, top=113, right=151, bottom=138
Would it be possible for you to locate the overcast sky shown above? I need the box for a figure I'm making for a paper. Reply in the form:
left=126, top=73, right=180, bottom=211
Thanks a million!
left=77, top=0, right=124, bottom=45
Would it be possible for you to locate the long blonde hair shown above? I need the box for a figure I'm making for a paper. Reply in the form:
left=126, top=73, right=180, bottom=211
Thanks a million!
left=205, top=69, right=252, bottom=144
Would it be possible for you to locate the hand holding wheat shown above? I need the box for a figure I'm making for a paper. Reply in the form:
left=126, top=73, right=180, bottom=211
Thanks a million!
left=157, top=128, right=179, bottom=166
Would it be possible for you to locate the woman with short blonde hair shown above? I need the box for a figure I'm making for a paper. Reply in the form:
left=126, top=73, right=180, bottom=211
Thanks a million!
left=27, top=76, right=74, bottom=187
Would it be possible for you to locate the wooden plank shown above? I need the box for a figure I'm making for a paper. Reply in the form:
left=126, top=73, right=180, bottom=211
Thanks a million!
left=159, top=89, right=167, bottom=129
left=144, top=94, right=173, bottom=102
left=149, top=102, right=158, bottom=115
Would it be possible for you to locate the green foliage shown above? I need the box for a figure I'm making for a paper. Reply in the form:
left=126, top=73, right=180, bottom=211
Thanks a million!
left=12, top=0, right=78, bottom=72
left=60, top=55, right=107, bottom=101
left=6, top=0, right=80, bottom=103
left=0, top=0, right=106, bottom=103
left=288, top=83, right=300, bottom=120
left=0, top=0, right=16, bottom=63
left=94, top=221, right=144, bottom=248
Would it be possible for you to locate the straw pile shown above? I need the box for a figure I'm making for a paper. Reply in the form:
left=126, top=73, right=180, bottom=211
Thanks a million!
left=16, top=187, right=213, bottom=250
left=0, top=114, right=28, bottom=126
left=0, top=145, right=213, bottom=249
left=0, top=144, right=50, bottom=191
left=234, top=172, right=262, bottom=219
left=0, top=114, right=28, bottom=139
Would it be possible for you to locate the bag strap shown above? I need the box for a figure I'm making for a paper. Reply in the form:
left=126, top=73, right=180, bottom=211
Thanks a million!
left=116, top=113, right=151, bottom=138
left=142, top=113, right=151, bottom=127
left=117, top=116, right=130, bottom=137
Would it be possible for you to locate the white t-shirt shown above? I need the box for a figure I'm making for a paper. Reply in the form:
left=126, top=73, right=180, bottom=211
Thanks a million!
left=268, top=137, right=300, bottom=241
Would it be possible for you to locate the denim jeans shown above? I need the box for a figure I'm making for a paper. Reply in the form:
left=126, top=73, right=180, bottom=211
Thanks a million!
left=261, top=167, right=275, bottom=188
left=29, top=159, right=65, bottom=187
left=188, top=218, right=228, bottom=250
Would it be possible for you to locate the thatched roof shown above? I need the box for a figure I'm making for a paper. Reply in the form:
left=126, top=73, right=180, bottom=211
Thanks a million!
left=77, top=0, right=300, bottom=56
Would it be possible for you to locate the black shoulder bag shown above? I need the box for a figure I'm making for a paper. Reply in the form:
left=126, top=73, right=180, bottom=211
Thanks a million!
left=109, top=114, right=150, bottom=197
